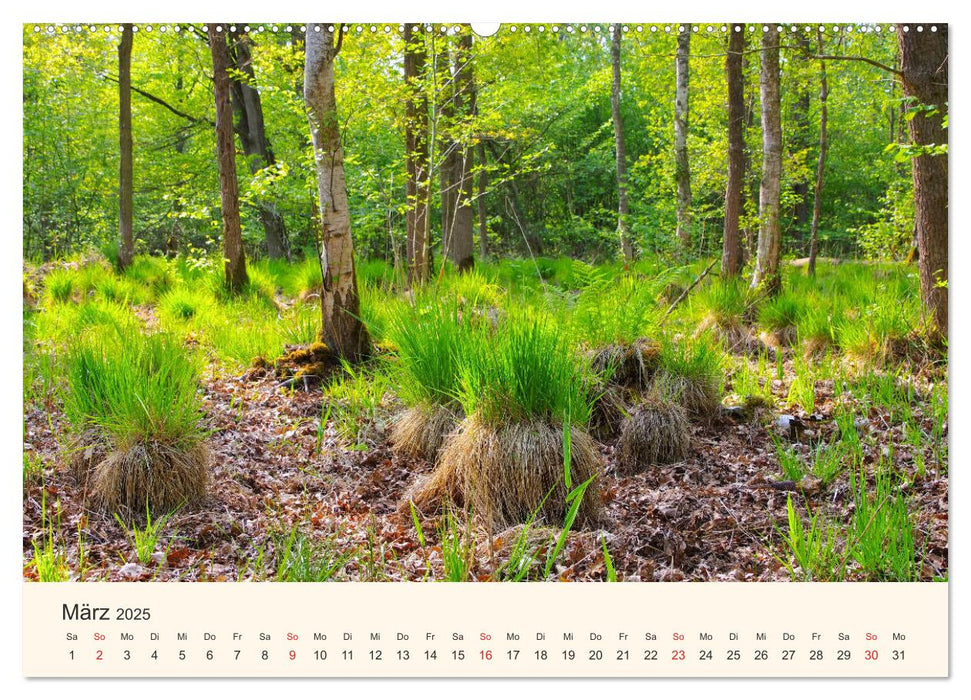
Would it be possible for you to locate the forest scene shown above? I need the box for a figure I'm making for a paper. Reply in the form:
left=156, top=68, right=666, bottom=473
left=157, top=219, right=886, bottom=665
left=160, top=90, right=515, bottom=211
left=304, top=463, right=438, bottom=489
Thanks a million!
left=22, top=22, right=948, bottom=583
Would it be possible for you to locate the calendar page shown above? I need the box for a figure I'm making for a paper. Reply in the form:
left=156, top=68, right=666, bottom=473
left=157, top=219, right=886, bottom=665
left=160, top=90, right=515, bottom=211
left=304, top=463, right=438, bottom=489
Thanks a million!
left=18, top=2, right=952, bottom=687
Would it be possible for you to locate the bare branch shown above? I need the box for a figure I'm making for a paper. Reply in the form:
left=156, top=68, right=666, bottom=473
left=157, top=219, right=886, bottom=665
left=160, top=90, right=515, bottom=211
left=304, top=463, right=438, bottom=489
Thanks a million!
left=103, top=73, right=213, bottom=125
left=813, top=54, right=903, bottom=76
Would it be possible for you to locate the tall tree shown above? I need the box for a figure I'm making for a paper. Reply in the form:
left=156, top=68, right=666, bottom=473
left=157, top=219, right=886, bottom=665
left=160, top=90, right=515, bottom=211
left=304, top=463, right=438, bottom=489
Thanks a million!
left=404, top=24, right=430, bottom=285
left=208, top=24, right=249, bottom=294
left=751, top=27, right=783, bottom=295
left=790, top=32, right=813, bottom=235
left=305, top=23, right=371, bottom=360
left=674, top=25, right=692, bottom=251
left=228, top=30, right=290, bottom=261
left=722, top=24, right=745, bottom=278
left=807, top=29, right=829, bottom=277
left=444, top=25, right=476, bottom=272
left=437, top=36, right=457, bottom=259
left=476, top=141, right=489, bottom=261
left=611, top=23, right=634, bottom=263
left=117, top=23, right=134, bottom=270
left=897, top=23, right=948, bottom=339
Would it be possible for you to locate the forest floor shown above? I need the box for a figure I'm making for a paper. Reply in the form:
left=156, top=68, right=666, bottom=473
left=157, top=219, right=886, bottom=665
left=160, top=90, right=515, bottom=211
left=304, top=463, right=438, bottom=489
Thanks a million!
left=22, top=351, right=949, bottom=583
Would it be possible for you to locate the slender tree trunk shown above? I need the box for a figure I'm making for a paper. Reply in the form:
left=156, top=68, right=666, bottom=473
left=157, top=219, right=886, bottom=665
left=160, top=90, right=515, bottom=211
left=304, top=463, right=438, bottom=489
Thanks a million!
left=445, top=26, right=475, bottom=271
left=117, top=24, right=134, bottom=270
left=791, top=32, right=812, bottom=236
left=722, top=24, right=745, bottom=278
left=305, top=24, right=372, bottom=360
left=208, top=24, right=249, bottom=294
left=674, top=25, right=692, bottom=252
left=476, top=140, right=488, bottom=261
left=741, top=32, right=757, bottom=263
left=751, top=28, right=782, bottom=295
left=228, top=30, right=290, bottom=261
left=452, top=28, right=476, bottom=271
left=807, top=30, right=829, bottom=277
left=897, top=23, right=948, bottom=340
left=404, top=24, right=430, bottom=286
left=610, top=24, right=634, bottom=263
left=438, top=37, right=457, bottom=262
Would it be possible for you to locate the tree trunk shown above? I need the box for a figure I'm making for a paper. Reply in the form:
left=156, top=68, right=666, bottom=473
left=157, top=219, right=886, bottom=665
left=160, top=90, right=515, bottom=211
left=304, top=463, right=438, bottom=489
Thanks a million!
left=208, top=24, right=249, bottom=294
left=449, top=27, right=476, bottom=272
left=751, top=28, right=782, bottom=296
left=790, top=32, right=812, bottom=236
left=722, top=24, right=745, bottom=278
left=476, top=140, right=488, bottom=261
left=674, top=25, right=692, bottom=252
left=807, top=30, right=829, bottom=277
left=305, top=24, right=372, bottom=361
left=742, top=36, right=758, bottom=263
left=611, top=24, right=635, bottom=263
left=897, top=23, right=948, bottom=340
left=438, top=37, right=457, bottom=262
left=404, top=24, right=430, bottom=286
left=228, top=30, right=290, bottom=261
left=117, top=24, right=134, bottom=270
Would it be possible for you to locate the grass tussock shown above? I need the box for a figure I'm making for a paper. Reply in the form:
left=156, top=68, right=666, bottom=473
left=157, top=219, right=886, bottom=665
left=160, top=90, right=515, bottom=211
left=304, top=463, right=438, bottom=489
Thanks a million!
left=408, top=416, right=603, bottom=530
left=617, top=397, right=691, bottom=472
left=588, top=337, right=661, bottom=389
left=62, top=329, right=209, bottom=511
left=655, top=334, right=725, bottom=418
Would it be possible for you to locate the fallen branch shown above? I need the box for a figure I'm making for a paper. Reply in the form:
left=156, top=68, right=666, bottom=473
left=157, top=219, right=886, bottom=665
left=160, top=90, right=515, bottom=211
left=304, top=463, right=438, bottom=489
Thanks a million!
left=666, top=259, right=717, bottom=316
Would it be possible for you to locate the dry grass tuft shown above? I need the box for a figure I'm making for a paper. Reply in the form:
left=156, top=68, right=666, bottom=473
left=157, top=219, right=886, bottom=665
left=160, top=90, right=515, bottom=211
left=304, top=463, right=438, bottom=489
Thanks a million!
left=617, top=398, right=691, bottom=473
left=91, top=439, right=209, bottom=513
left=588, top=383, right=629, bottom=440
left=656, top=371, right=723, bottom=419
left=389, top=404, right=462, bottom=461
left=406, top=416, right=603, bottom=530
left=697, top=314, right=762, bottom=356
left=759, top=326, right=798, bottom=349
left=66, top=429, right=110, bottom=488
left=589, top=337, right=661, bottom=389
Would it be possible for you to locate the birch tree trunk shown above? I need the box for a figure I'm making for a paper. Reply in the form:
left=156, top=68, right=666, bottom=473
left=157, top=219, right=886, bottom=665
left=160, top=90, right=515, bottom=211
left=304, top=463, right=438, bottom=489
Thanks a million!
left=404, top=24, right=430, bottom=285
left=807, top=30, right=829, bottom=277
left=897, top=23, right=948, bottom=340
left=722, top=24, right=745, bottom=278
left=208, top=24, right=249, bottom=294
left=305, top=24, right=371, bottom=360
left=674, top=25, right=692, bottom=252
left=751, top=28, right=782, bottom=296
left=117, top=24, right=134, bottom=270
left=228, top=30, right=290, bottom=261
left=611, top=24, right=635, bottom=263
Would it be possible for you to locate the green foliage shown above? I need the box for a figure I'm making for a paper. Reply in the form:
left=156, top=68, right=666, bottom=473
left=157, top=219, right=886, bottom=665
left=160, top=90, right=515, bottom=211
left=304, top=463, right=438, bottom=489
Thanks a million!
left=158, top=287, right=216, bottom=324
left=62, top=329, right=204, bottom=448
left=457, top=310, right=592, bottom=426
left=323, top=361, right=390, bottom=448
left=124, top=256, right=174, bottom=298
left=438, top=511, right=474, bottom=582
left=693, top=278, right=751, bottom=327
left=272, top=527, right=352, bottom=582
left=759, top=293, right=803, bottom=332
left=777, top=495, right=845, bottom=582
left=115, top=507, right=175, bottom=566
left=655, top=333, right=725, bottom=411
left=569, top=273, right=665, bottom=346
left=385, top=298, right=480, bottom=408
left=849, top=465, right=918, bottom=581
